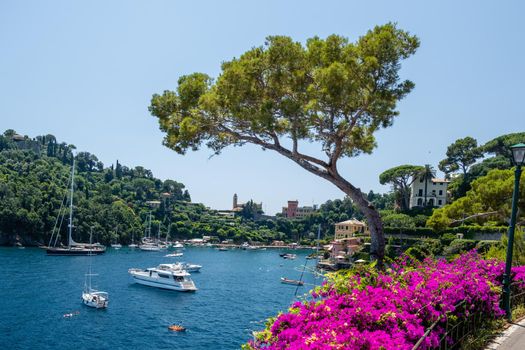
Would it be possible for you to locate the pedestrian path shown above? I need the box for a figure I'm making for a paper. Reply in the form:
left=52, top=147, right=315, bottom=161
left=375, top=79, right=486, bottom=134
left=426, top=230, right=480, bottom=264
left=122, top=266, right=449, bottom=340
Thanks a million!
left=486, top=318, right=525, bottom=349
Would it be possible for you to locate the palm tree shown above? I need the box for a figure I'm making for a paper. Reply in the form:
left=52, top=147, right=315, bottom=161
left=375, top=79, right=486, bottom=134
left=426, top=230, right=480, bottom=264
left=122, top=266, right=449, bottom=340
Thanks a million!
left=417, top=164, right=436, bottom=207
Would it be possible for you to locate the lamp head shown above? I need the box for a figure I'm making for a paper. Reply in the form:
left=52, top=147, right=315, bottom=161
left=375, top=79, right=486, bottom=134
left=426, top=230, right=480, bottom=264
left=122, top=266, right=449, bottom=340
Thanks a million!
left=510, top=143, right=525, bottom=166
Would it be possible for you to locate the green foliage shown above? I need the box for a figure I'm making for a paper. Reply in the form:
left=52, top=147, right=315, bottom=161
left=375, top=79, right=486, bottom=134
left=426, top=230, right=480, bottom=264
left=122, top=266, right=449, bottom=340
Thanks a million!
left=482, top=132, right=525, bottom=159
left=438, top=137, right=482, bottom=176
left=381, top=213, right=415, bottom=228
left=484, top=230, right=525, bottom=265
left=150, top=25, right=419, bottom=160
left=443, top=239, right=476, bottom=256
left=379, top=164, right=423, bottom=211
left=427, top=169, right=525, bottom=230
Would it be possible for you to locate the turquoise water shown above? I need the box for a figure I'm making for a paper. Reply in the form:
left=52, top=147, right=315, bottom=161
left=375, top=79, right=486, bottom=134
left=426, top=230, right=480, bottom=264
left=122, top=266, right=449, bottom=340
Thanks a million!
left=0, top=247, right=322, bottom=349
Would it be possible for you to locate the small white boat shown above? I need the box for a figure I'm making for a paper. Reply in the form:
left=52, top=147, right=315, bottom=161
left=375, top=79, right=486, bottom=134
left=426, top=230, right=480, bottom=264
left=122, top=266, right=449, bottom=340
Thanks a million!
left=281, top=277, right=304, bottom=286
left=128, top=243, right=138, bottom=249
left=165, top=252, right=183, bottom=257
left=139, top=243, right=161, bottom=251
left=82, top=290, right=109, bottom=308
left=217, top=247, right=228, bottom=251
left=128, top=267, right=197, bottom=292
left=282, top=253, right=297, bottom=260
left=172, top=241, right=184, bottom=249
left=111, top=243, right=122, bottom=249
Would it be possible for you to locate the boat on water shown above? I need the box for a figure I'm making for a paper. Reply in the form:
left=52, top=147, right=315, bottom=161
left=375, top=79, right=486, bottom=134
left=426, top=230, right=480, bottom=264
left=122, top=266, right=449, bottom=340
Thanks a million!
left=128, top=232, right=138, bottom=248
left=217, top=247, right=228, bottom=251
left=128, top=266, right=197, bottom=292
left=157, top=262, right=202, bottom=273
left=82, top=230, right=109, bottom=309
left=47, top=160, right=105, bottom=256
left=139, top=212, right=161, bottom=251
left=165, top=252, right=183, bottom=257
left=172, top=241, right=184, bottom=249
left=280, top=253, right=297, bottom=260
left=280, top=277, right=304, bottom=286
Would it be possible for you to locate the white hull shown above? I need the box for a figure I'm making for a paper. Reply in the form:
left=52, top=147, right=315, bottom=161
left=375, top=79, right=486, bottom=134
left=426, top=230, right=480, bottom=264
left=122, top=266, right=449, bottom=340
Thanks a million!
left=128, top=244, right=138, bottom=248
left=140, top=245, right=160, bottom=251
left=82, top=291, right=108, bottom=308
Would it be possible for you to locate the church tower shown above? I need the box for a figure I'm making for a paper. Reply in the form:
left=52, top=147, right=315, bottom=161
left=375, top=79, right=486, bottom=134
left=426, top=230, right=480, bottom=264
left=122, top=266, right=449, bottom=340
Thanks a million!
left=233, top=193, right=238, bottom=209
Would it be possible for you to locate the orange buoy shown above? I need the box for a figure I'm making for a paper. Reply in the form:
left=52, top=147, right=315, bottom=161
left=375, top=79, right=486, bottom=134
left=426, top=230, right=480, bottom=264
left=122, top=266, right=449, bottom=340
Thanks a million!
left=168, top=324, right=186, bottom=332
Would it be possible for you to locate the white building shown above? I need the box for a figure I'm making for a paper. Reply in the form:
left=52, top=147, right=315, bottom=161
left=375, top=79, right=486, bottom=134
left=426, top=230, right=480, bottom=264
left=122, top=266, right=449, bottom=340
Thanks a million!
left=409, top=176, right=449, bottom=209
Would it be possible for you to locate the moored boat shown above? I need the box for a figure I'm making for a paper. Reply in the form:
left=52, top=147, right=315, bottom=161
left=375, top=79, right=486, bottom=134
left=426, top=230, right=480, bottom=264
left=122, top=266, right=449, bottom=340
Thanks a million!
left=128, top=266, right=197, bottom=291
left=82, top=230, right=109, bottom=309
left=47, top=160, right=106, bottom=256
left=280, top=277, right=304, bottom=286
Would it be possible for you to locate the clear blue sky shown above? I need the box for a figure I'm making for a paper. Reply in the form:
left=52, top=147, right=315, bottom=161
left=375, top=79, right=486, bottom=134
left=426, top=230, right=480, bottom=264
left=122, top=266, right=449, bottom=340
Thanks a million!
left=1, top=0, right=524, bottom=215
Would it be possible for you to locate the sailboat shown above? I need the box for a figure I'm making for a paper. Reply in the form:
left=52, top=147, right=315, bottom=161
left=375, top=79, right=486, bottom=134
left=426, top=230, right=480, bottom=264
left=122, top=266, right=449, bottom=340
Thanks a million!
left=82, top=229, right=109, bottom=308
left=47, top=160, right=106, bottom=256
left=128, top=232, right=138, bottom=249
left=139, top=212, right=160, bottom=251
left=111, top=226, right=122, bottom=249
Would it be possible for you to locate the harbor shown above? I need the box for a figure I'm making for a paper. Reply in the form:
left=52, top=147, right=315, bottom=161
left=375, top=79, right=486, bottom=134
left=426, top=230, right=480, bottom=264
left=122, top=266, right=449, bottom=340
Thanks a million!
left=0, top=246, right=323, bottom=350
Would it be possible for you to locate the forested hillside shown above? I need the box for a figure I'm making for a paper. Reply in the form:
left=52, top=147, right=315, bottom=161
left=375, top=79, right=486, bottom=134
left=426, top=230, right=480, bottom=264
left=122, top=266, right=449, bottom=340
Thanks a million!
left=0, top=130, right=367, bottom=247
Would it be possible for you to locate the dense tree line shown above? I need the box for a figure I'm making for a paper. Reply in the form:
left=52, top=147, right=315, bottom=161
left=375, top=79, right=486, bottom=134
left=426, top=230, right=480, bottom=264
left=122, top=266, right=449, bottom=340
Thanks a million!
left=1, top=130, right=372, bottom=247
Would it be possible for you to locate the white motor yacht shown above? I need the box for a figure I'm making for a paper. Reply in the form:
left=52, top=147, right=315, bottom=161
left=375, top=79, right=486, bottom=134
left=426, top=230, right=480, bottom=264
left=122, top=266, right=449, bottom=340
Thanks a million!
left=128, top=267, right=197, bottom=291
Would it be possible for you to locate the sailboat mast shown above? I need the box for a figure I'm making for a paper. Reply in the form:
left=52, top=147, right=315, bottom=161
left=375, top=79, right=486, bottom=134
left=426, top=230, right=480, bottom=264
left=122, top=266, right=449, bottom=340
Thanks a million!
left=68, top=159, right=75, bottom=249
left=316, top=225, right=321, bottom=259
left=148, top=211, right=152, bottom=238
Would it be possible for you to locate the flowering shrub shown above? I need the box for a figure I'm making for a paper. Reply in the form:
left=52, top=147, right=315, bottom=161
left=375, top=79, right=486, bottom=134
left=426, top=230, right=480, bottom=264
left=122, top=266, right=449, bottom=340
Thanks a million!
left=247, top=252, right=525, bottom=350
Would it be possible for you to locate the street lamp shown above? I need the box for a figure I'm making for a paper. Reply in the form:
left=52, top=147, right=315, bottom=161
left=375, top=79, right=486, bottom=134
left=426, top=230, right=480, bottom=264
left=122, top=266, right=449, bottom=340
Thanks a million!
left=502, top=143, right=525, bottom=321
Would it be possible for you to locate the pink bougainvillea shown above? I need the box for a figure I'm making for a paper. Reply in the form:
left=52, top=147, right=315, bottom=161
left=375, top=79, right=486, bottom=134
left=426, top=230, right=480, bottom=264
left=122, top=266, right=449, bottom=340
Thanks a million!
left=248, top=252, right=525, bottom=350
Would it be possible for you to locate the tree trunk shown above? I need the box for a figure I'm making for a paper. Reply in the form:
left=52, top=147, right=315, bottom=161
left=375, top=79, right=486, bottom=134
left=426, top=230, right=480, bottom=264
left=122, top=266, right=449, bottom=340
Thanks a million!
left=330, top=172, right=385, bottom=269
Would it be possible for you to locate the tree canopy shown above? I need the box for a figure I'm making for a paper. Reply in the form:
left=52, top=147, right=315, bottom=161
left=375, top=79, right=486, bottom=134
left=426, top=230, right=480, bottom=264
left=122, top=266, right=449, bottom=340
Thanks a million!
left=149, top=24, right=420, bottom=265
left=438, top=136, right=482, bottom=176
left=427, top=169, right=525, bottom=231
left=379, top=164, right=423, bottom=211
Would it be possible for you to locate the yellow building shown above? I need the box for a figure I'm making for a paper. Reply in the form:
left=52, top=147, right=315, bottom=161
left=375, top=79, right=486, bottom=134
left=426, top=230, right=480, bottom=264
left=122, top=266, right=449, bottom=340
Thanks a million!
left=334, top=219, right=368, bottom=240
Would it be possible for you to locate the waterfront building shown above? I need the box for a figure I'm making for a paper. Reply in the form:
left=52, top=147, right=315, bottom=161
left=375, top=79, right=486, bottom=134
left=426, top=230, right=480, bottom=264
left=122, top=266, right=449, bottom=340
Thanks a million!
left=334, top=219, right=369, bottom=240
left=281, top=200, right=317, bottom=218
left=409, top=176, right=449, bottom=208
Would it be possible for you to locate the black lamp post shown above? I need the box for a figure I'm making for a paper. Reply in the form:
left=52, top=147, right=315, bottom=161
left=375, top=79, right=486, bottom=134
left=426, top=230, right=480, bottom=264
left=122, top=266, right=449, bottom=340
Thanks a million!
left=502, top=143, right=525, bottom=321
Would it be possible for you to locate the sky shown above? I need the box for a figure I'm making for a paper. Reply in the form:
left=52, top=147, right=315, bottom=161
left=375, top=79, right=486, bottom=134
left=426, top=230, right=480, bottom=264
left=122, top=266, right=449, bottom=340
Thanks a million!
left=1, top=0, right=524, bottom=215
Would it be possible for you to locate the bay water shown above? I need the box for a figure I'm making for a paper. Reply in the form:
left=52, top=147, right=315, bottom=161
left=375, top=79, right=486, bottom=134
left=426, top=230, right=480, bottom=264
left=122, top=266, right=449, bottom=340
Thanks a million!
left=0, top=247, right=321, bottom=349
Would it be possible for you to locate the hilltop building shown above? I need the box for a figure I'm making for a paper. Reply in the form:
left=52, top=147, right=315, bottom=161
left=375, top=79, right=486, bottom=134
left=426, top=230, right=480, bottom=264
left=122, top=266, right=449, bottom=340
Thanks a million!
left=409, top=176, right=449, bottom=209
left=281, top=200, right=317, bottom=218
left=232, top=193, right=262, bottom=212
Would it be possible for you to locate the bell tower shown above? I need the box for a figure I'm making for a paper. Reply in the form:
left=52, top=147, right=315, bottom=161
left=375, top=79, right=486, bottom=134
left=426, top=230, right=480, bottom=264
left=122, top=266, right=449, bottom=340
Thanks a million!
left=233, top=193, right=238, bottom=209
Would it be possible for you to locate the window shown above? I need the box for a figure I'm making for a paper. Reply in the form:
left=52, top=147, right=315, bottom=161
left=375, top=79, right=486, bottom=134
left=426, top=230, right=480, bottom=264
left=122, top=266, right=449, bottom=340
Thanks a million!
left=158, top=273, right=170, bottom=279
left=419, top=177, right=424, bottom=183
left=439, top=190, right=443, bottom=195
left=417, top=198, right=422, bottom=206
left=438, top=200, right=442, bottom=205
left=418, top=189, right=423, bottom=196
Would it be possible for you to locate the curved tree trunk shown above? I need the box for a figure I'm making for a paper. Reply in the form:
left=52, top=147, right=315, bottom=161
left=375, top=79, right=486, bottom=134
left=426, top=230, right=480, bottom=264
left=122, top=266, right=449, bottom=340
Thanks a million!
left=330, top=171, right=385, bottom=269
